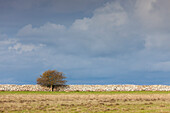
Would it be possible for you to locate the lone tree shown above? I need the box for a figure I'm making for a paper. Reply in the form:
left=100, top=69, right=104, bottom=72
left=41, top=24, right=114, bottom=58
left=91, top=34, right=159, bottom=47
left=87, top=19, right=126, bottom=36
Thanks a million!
left=37, top=70, right=67, bottom=91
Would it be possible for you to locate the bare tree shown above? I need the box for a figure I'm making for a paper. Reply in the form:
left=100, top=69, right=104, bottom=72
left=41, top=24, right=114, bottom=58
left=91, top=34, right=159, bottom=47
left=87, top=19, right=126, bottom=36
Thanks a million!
left=37, top=70, right=67, bottom=91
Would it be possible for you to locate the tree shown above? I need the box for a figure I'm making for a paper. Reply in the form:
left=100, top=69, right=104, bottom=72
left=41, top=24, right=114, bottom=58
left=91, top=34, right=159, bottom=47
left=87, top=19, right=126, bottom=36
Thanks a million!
left=37, top=70, right=67, bottom=91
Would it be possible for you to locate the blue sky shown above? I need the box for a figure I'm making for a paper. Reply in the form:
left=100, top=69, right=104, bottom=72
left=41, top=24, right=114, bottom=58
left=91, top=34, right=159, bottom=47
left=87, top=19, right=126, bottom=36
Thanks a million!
left=1, top=0, right=170, bottom=85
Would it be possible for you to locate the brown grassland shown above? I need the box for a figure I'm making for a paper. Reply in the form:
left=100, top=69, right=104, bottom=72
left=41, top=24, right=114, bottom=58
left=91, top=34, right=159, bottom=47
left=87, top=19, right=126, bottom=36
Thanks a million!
left=0, top=91, right=170, bottom=113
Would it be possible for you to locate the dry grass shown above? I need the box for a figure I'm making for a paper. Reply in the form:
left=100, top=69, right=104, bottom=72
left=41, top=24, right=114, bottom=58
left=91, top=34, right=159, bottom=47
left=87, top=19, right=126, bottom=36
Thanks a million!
left=1, top=92, right=170, bottom=112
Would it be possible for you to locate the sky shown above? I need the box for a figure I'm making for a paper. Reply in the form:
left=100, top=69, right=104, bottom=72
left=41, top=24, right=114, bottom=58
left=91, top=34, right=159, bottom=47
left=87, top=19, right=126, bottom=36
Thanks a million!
left=1, top=0, right=170, bottom=85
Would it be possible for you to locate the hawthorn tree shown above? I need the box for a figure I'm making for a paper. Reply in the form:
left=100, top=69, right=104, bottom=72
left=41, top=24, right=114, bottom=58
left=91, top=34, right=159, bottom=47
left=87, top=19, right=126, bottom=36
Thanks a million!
left=37, top=70, right=67, bottom=91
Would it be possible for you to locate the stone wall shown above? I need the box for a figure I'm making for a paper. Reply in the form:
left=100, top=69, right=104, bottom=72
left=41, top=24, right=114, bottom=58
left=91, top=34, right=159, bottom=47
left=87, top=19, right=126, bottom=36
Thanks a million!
left=1, top=84, right=170, bottom=91
left=0, top=85, right=50, bottom=91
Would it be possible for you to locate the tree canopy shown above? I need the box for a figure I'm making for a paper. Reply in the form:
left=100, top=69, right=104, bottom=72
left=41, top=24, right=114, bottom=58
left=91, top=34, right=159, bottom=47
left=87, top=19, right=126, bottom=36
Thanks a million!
left=37, top=70, right=67, bottom=91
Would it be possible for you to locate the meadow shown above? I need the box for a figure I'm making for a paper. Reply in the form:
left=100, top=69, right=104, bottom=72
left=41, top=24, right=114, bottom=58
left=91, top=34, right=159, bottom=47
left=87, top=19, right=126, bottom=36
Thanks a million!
left=0, top=91, right=170, bottom=113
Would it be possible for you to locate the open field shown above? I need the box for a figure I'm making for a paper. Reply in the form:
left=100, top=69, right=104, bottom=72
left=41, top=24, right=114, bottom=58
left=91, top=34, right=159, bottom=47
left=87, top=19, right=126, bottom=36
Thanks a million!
left=1, top=91, right=170, bottom=113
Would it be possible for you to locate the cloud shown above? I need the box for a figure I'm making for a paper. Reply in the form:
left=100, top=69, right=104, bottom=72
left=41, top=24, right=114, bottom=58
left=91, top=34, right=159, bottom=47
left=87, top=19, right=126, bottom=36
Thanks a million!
left=1, top=0, right=170, bottom=84
left=152, top=61, right=170, bottom=71
left=71, top=1, right=128, bottom=31
left=0, top=34, right=18, bottom=51
left=17, top=22, right=66, bottom=37
left=135, top=0, right=170, bottom=31
left=13, top=1, right=144, bottom=80
left=8, top=43, right=45, bottom=53
left=145, top=34, right=170, bottom=51
left=17, top=1, right=145, bottom=57
left=0, top=33, right=45, bottom=53
left=0, top=0, right=110, bottom=13
left=67, top=1, right=144, bottom=56
left=0, top=39, right=17, bottom=46
left=0, top=0, right=110, bottom=35
left=0, top=35, right=47, bottom=83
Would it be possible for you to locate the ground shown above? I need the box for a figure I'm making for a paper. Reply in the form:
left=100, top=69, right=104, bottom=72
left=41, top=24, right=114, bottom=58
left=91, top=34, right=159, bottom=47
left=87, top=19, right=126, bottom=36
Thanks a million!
left=0, top=91, right=170, bottom=113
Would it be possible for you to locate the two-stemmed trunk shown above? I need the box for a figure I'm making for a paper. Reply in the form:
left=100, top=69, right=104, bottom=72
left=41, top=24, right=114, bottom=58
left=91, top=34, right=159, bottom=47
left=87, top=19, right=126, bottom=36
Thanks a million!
left=51, top=85, right=54, bottom=91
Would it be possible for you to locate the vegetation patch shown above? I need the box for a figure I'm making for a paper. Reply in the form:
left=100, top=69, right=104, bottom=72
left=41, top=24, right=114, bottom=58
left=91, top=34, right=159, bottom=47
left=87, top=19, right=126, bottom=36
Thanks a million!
left=1, top=91, right=170, bottom=112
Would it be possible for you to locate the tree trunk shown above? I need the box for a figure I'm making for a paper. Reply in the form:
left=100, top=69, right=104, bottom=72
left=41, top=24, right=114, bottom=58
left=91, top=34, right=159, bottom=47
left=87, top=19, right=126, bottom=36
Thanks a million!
left=51, top=85, right=54, bottom=92
left=51, top=85, right=55, bottom=91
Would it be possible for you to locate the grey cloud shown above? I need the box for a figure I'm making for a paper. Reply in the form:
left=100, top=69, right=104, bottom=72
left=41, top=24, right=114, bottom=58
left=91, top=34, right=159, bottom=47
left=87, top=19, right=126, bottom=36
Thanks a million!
left=0, top=0, right=111, bottom=35
left=17, top=1, right=145, bottom=57
left=135, top=0, right=170, bottom=32
left=0, top=0, right=111, bottom=13
left=145, top=34, right=170, bottom=51
left=1, top=0, right=170, bottom=84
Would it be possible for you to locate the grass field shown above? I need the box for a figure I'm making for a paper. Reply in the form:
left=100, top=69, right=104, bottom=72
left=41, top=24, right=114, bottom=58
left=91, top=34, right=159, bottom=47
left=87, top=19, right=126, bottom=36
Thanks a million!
left=0, top=91, right=170, bottom=113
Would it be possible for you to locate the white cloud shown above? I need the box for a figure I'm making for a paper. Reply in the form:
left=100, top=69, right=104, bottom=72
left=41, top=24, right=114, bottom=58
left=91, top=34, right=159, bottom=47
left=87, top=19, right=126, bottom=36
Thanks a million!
left=0, top=33, right=45, bottom=54
left=17, top=22, right=66, bottom=37
left=14, top=1, right=144, bottom=71
left=69, top=1, right=143, bottom=55
left=0, top=39, right=17, bottom=45
left=71, top=1, right=127, bottom=32
left=0, top=34, right=18, bottom=51
left=2, top=0, right=170, bottom=83
left=8, top=43, right=45, bottom=53
left=71, top=17, right=91, bottom=31
left=14, top=0, right=170, bottom=73
left=16, top=1, right=142, bottom=57
left=0, top=34, right=15, bottom=45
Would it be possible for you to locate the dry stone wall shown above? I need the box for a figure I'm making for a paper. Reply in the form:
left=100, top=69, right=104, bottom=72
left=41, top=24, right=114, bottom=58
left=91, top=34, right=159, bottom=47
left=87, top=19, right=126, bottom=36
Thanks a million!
left=0, top=85, right=50, bottom=91
left=1, top=84, right=170, bottom=91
